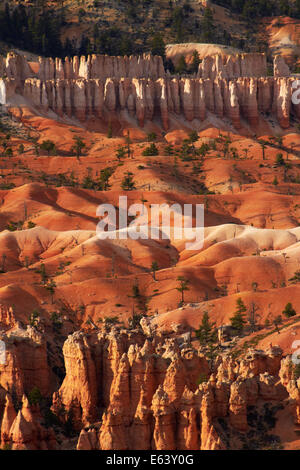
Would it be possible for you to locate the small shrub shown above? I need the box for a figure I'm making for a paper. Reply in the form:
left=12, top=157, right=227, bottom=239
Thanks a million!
left=27, top=221, right=36, bottom=229
left=283, top=302, right=297, bottom=318
left=28, top=386, right=42, bottom=405
left=142, top=143, right=159, bottom=156
left=197, top=373, right=208, bottom=385
left=147, top=132, right=157, bottom=142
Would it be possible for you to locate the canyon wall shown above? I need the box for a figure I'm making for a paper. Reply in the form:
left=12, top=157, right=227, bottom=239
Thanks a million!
left=21, top=75, right=299, bottom=130
left=197, top=52, right=268, bottom=80
left=0, top=52, right=298, bottom=130
left=38, top=54, right=166, bottom=81
left=0, top=324, right=49, bottom=399
left=0, top=321, right=300, bottom=450
left=0, top=52, right=268, bottom=81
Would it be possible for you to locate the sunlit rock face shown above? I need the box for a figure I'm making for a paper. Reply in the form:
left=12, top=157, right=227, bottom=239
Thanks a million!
left=0, top=51, right=297, bottom=130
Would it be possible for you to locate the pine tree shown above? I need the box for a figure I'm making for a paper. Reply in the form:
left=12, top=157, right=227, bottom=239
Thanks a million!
left=230, top=297, right=247, bottom=334
left=275, top=153, right=285, bottom=167
left=121, top=172, right=135, bottom=191
left=45, top=279, right=56, bottom=304
left=125, top=131, right=131, bottom=158
left=18, top=144, right=24, bottom=155
left=176, top=276, right=189, bottom=304
left=28, top=386, right=42, bottom=405
left=150, top=32, right=165, bottom=59
left=40, top=139, right=56, bottom=156
left=107, top=122, right=113, bottom=139
left=107, top=122, right=112, bottom=139
left=259, top=140, right=267, bottom=160
left=288, top=270, right=300, bottom=284
left=142, top=143, right=159, bottom=156
left=176, top=55, right=187, bottom=74
left=190, top=50, right=200, bottom=74
left=201, top=7, right=215, bottom=43
left=283, top=302, right=297, bottom=318
left=151, top=261, right=159, bottom=280
left=72, top=136, right=86, bottom=158
left=296, top=0, right=300, bottom=18
left=195, top=311, right=218, bottom=346
left=116, top=146, right=126, bottom=162
left=98, top=168, right=113, bottom=191
left=37, top=263, right=48, bottom=285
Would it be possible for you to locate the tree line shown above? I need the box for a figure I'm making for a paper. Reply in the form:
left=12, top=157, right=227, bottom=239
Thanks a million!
left=214, top=0, right=300, bottom=20
left=0, top=2, right=227, bottom=61
left=0, top=2, right=141, bottom=58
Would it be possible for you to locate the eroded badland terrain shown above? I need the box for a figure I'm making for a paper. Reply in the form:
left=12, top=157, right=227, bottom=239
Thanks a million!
left=2, top=0, right=300, bottom=452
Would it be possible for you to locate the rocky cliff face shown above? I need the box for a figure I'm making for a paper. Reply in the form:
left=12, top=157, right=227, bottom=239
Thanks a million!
left=71, top=334, right=287, bottom=451
left=0, top=52, right=34, bottom=84
left=0, top=320, right=300, bottom=450
left=0, top=52, right=265, bottom=83
left=274, top=55, right=291, bottom=78
left=20, top=75, right=299, bottom=130
left=0, top=324, right=54, bottom=449
left=0, top=52, right=297, bottom=130
left=1, top=394, right=56, bottom=450
left=0, top=324, right=49, bottom=400
left=38, top=54, right=166, bottom=81
left=197, top=53, right=267, bottom=80
left=279, top=357, right=300, bottom=426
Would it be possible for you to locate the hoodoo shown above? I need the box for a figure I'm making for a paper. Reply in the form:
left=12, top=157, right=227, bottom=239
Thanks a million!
left=0, top=52, right=298, bottom=130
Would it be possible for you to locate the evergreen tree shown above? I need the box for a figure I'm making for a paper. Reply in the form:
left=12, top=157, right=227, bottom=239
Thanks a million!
left=295, top=0, right=300, bottom=18
left=45, top=279, right=56, bottom=304
left=189, top=130, right=199, bottom=143
left=37, top=263, right=48, bottom=285
left=190, top=50, right=200, bottom=74
left=176, top=276, right=190, bottom=304
left=275, top=153, right=285, bottom=167
left=195, top=311, right=218, bottom=346
left=283, top=302, right=297, bottom=318
left=107, top=122, right=113, bottom=139
left=230, top=297, right=247, bottom=334
left=151, top=261, right=159, bottom=280
left=121, top=172, right=136, bottom=191
left=176, top=55, right=187, bottom=74
left=72, top=136, right=86, bottom=158
left=150, top=33, right=165, bottom=59
left=28, top=386, right=42, bottom=405
left=142, top=143, right=159, bottom=156
left=98, top=168, right=113, bottom=191
left=116, top=146, right=126, bottom=162
left=40, top=140, right=56, bottom=156
left=201, top=7, right=215, bottom=43
left=289, top=270, right=300, bottom=284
